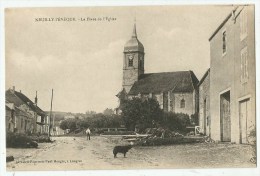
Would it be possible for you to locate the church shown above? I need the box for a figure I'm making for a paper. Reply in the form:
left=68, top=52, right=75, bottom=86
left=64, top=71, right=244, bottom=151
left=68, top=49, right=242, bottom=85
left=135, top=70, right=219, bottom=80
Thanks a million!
left=117, top=23, right=199, bottom=116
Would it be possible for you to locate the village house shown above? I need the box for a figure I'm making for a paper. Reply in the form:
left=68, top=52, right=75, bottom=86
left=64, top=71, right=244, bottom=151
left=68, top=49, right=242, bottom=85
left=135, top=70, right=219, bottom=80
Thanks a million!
left=205, top=5, right=255, bottom=144
left=5, top=102, right=16, bottom=133
left=117, top=23, right=199, bottom=116
left=5, top=87, right=48, bottom=134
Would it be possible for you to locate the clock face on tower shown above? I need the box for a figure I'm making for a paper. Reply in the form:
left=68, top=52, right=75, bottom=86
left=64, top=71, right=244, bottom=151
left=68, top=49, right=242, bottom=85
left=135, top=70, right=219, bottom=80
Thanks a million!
left=128, top=55, right=133, bottom=60
left=128, top=55, right=133, bottom=67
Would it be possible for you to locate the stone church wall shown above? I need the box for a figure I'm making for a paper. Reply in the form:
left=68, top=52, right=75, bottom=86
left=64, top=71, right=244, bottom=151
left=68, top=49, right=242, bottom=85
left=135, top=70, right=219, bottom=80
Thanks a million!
left=173, top=92, right=194, bottom=116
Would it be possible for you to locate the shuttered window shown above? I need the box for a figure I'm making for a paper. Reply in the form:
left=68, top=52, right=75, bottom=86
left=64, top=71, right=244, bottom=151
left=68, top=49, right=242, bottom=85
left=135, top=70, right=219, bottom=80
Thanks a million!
left=241, top=47, right=248, bottom=83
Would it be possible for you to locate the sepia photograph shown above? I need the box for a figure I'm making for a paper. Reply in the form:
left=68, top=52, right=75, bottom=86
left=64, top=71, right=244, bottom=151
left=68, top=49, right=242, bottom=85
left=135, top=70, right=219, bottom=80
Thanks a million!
left=0, top=1, right=258, bottom=175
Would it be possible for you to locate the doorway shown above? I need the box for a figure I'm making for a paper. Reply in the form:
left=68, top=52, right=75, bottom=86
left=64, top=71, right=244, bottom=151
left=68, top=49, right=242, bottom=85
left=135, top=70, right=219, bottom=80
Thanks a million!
left=220, top=91, right=231, bottom=142
left=203, top=99, right=207, bottom=134
left=239, top=99, right=251, bottom=144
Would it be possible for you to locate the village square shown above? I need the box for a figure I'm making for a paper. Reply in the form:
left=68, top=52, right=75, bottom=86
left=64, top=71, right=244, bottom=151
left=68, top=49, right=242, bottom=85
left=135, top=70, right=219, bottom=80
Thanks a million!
left=3, top=5, right=256, bottom=171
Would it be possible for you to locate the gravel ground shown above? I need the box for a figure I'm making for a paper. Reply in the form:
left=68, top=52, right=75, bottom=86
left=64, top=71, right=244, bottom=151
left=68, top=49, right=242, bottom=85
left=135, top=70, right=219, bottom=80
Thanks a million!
left=6, top=136, right=256, bottom=171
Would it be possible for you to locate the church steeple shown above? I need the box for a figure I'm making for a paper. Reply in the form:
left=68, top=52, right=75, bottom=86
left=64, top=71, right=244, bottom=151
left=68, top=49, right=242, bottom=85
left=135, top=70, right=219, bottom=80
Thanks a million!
left=122, top=20, right=145, bottom=93
left=132, top=21, right=137, bottom=38
left=124, top=22, right=144, bottom=53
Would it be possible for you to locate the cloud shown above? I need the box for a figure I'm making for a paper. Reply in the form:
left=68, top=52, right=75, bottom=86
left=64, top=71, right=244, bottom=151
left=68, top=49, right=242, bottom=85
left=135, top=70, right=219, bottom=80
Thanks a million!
left=6, top=39, right=125, bottom=113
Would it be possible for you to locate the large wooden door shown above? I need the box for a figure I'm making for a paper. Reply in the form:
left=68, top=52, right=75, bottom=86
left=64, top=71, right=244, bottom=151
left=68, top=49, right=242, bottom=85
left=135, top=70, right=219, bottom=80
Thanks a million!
left=220, top=92, right=231, bottom=142
left=203, top=99, right=207, bottom=134
left=239, top=99, right=251, bottom=144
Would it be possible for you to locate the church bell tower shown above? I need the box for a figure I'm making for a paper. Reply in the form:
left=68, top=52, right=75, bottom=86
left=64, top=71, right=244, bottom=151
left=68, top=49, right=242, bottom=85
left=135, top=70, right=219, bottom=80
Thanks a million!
left=123, top=22, right=145, bottom=93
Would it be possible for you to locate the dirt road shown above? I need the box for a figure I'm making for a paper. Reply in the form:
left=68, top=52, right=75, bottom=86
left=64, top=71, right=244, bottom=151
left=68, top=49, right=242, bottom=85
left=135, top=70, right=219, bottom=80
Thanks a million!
left=6, top=136, right=255, bottom=171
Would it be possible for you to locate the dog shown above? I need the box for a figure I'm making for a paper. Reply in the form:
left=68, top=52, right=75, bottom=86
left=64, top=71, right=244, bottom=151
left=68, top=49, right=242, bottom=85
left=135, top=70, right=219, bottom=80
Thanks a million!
left=113, top=145, right=132, bottom=158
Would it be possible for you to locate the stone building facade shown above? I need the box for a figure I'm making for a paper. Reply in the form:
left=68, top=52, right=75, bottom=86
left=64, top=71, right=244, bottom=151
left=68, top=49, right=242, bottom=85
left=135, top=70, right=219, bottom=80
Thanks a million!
left=209, top=5, right=255, bottom=144
left=198, top=69, right=210, bottom=136
left=117, top=23, right=199, bottom=116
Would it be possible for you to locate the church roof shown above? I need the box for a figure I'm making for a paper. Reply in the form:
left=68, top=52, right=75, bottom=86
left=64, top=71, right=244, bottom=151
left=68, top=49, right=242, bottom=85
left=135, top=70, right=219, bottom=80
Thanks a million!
left=124, top=23, right=144, bottom=53
left=128, top=71, right=199, bottom=95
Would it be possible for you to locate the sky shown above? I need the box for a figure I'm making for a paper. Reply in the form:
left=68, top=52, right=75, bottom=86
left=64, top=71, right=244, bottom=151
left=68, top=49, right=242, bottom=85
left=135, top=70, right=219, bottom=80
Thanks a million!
left=5, top=5, right=234, bottom=113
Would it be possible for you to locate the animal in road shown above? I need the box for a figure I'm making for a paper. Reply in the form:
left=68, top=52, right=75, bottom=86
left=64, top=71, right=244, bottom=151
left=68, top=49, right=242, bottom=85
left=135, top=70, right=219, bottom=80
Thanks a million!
left=113, top=145, right=133, bottom=158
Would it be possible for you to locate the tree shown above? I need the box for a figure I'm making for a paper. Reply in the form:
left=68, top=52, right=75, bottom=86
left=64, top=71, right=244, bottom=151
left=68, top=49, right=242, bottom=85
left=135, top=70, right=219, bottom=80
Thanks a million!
left=59, top=120, right=68, bottom=130
left=59, top=118, right=77, bottom=131
left=59, top=112, right=124, bottom=131
left=121, top=97, right=163, bottom=131
left=103, top=108, right=114, bottom=116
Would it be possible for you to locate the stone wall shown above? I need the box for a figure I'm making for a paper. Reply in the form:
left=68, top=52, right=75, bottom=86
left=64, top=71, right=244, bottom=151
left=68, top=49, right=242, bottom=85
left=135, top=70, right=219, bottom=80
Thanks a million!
left=199, top=72, right=210, bottom=136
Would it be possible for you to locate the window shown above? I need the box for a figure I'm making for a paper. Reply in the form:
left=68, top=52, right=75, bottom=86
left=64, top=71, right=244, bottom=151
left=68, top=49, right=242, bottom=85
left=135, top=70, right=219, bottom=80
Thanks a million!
left=21, top=119, right=23, bottom=128
left=24, top=120, right=27, bottom=131
left=180, top=99, right=185, bottom=108
left=139, top=59, right=142, bottom=68
left=128, top=56, right=133, bottom=67
left=222, top=31, right=227, bottom=55
left=241, top=47, right=248, bottom=83
left=240, top=7, right=247, bottom=40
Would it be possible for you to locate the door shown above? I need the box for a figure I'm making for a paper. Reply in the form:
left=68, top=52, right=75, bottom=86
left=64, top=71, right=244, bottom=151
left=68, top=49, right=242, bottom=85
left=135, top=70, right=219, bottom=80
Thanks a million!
left=220, top=91, right=231, bottom=142
left=239, top=99, right=251, bottom=144
left=203, top=99, right=207, bottom=134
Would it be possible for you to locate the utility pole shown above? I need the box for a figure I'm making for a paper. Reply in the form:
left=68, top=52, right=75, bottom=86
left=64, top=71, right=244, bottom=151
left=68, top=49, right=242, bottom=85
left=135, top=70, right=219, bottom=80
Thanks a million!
left=48, top=89, right=53, bottom=137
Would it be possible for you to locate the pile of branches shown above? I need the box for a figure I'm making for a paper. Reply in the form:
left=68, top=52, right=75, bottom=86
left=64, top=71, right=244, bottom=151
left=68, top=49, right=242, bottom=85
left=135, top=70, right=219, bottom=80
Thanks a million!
left=145, top=127, right=184, bottom=138
left=132, top=127, right=185, bottom=146
left=29, top=134, right=52, bottom=143
left=102, top=131, right=136, bottom=135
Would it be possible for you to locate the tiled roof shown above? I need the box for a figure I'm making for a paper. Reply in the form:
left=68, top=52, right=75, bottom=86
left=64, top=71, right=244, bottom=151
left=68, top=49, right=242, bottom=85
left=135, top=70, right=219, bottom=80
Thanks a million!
left=128, top=71, right=198, bottom=95
left=5, top=89, right=46, bottom=116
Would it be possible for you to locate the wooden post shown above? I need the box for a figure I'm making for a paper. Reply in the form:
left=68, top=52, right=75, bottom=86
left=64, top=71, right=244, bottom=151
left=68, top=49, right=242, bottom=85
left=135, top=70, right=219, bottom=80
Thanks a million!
left=48, top=89, right=53, bottom=137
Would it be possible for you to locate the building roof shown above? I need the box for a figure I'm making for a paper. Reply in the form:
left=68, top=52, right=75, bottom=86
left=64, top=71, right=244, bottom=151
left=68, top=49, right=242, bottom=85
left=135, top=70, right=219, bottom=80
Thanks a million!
left=128, top=71, right=199, bottom=95
left=209, top=6, right=240, bottom=41
left=124, top=23, right=144, bottom=53
left=5, top=89, right=46, bottom=116
left=6, top=103, right=15, bottom=110
left=198, top=68, right=210, bottom=87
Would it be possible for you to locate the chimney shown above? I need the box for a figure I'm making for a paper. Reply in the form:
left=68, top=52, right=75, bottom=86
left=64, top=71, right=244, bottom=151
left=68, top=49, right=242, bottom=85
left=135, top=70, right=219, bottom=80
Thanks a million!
left=20, top=90, right=21, bottom=93
left=13, top=86, right=15, bottom=91
left=35, top=91, right=38, bottom=106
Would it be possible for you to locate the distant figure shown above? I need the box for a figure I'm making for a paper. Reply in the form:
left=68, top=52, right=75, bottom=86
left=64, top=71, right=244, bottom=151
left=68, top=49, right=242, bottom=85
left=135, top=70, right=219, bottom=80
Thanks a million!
left=86, top=128, right=91, bottom=140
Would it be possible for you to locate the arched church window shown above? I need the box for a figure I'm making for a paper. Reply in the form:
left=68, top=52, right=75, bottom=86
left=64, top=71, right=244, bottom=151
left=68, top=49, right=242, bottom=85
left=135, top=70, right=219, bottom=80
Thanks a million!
left=180, top=99, right=185, bottom=108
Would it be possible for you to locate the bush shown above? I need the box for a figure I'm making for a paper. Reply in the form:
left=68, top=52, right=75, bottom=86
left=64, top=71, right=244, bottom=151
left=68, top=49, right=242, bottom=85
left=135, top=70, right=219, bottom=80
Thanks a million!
left=161, top=112, right=190, bottom=133
left=249, top=128, right=256, bottom=164
left=190, top=113, right=199, bottom=126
